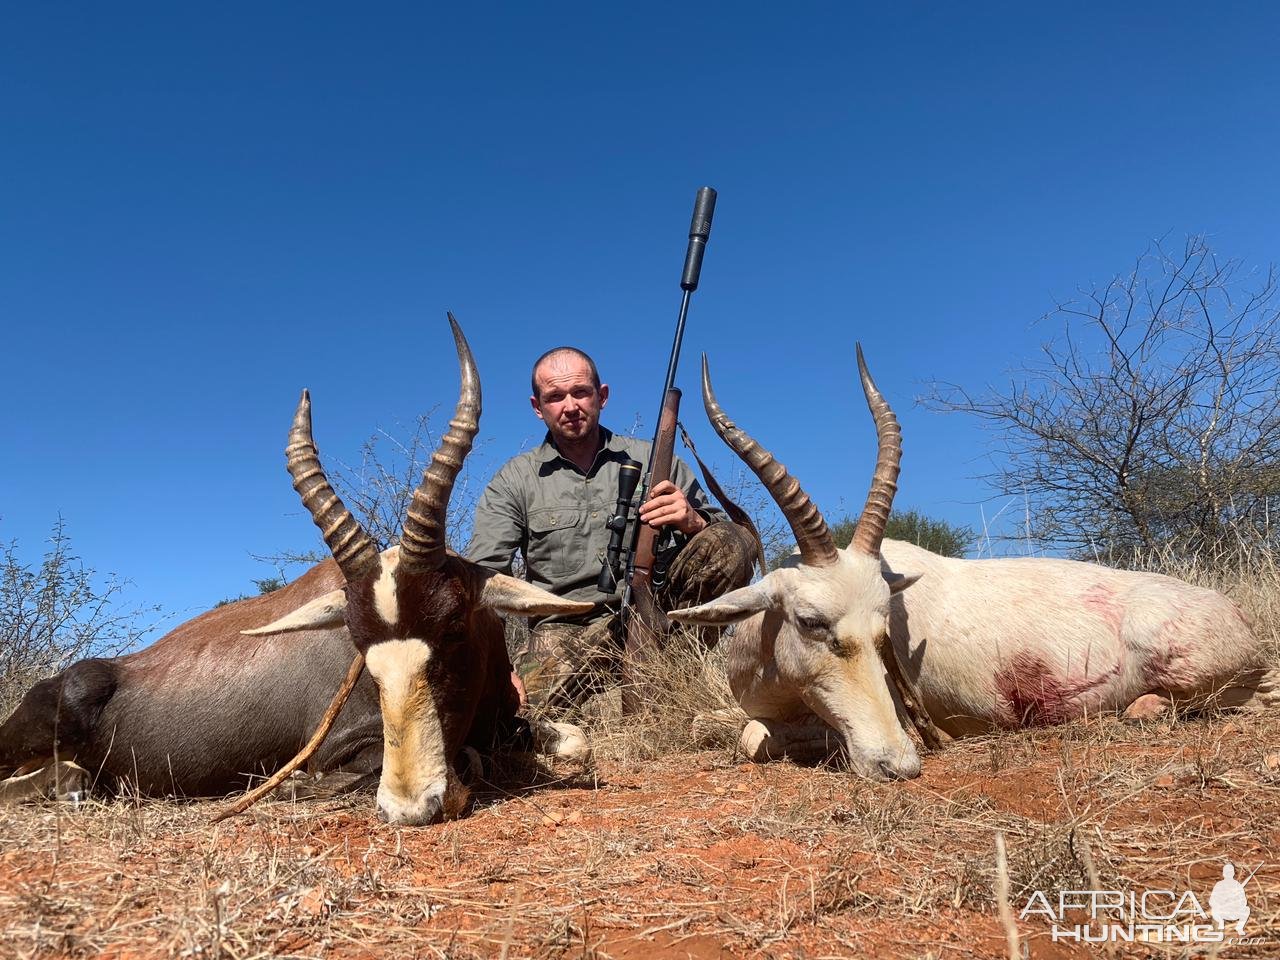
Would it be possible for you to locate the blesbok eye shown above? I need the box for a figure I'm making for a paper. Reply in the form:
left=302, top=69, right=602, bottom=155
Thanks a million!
left=796, top=614, right=828, bottom=634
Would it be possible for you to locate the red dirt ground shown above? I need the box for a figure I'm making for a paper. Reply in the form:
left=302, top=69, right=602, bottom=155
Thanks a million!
left=1, top=712, right=1277, bottom=958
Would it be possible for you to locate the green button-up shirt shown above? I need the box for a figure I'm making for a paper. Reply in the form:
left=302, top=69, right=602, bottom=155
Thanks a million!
left=464, top=427, right=727, bottom=625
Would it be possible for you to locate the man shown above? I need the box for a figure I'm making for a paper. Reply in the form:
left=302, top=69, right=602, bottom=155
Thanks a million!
left=466, top=346, right=757, bottom=712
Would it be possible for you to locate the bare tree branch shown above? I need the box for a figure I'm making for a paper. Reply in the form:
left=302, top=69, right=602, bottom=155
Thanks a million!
left=924, top=237, right=1280, bottom=558
left=1, top=518, right=165, bottom=716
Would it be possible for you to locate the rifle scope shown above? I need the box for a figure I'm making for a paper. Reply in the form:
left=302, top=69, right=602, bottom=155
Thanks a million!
left=596, top=458, right=644, bottom=593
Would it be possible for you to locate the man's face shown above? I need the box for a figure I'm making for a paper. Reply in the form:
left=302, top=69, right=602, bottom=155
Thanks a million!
left=531, top=353, right=608, bottom=445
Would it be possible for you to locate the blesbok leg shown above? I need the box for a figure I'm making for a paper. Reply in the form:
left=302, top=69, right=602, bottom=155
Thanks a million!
left=739, top=716, right=843, bottom=764
left=1122, top=693, right=1174, bottom=721
left=527, top=720, right=592, bottom=764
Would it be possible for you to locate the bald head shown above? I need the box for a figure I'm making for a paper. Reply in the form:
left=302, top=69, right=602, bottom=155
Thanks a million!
left=531, top=347, right=600, bottom=401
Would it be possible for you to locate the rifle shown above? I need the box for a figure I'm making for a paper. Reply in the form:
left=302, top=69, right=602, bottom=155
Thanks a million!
left=605, top=186, right=717, bottom=715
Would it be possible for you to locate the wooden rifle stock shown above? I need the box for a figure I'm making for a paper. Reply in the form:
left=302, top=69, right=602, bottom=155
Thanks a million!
left=621, top=387, right=681, bottom=714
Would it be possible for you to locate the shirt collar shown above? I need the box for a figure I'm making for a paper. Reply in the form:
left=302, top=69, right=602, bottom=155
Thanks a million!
left=536, top=426, right=627, bottom=468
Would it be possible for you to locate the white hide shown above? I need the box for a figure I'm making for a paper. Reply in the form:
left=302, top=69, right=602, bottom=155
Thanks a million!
left=678, top=538, right=1272, bottom=774
left=704, top=539, right=1271, bottom=755
left=876, top=540, right=1271, bottom=734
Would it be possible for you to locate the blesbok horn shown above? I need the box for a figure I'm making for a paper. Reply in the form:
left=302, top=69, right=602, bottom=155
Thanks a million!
left=399, top=313, right=481, bottom=573
left=287, top=390, right=380, bottom=582
left=850, top=344, right=901, bottom=557
left=701, top=355, right=838, bottom=567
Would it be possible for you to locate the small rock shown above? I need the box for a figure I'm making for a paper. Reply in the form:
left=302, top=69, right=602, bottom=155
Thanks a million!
left=298, top=888, right=326, bottom=916
left=1153, top=772, right=1176, bottom=788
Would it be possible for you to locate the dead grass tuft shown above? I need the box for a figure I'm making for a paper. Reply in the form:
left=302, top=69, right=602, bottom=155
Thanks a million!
left=528, top=623, right=744, bottom=766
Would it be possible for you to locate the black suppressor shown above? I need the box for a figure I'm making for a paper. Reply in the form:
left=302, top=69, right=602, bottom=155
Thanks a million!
left=680, top=186, right=717, bottom=292
left=596, top=459, right=644, bottom=592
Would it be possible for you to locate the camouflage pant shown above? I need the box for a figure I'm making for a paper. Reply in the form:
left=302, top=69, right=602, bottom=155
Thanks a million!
left=521, top=521, right=757, bottom=714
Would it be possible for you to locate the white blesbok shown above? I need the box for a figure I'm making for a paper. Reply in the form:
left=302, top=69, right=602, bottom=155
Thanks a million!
left=671, top=349, right=1276, bottom=776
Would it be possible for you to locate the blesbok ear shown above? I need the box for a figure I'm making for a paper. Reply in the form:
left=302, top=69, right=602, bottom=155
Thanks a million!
left=241, top=589, right=347, bottom=635
left=883, top=570, right=923, bottom=595
left=668, top=578, right=777, bottom=626
left=478, top=572, right=597, bottom=617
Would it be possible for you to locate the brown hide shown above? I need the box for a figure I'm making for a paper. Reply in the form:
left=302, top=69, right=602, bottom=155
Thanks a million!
left=81, top=560, right=382, bottom=795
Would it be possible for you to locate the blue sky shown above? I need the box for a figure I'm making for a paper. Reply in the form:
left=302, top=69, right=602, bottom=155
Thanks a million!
left=3, top=4, right=1278, bottom=632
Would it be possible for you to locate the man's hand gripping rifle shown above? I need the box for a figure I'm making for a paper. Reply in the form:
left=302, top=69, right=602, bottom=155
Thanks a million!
left=595, top=187, right=717, bottom=714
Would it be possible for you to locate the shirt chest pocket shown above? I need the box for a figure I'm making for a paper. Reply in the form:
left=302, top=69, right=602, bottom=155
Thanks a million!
left=526, top=508, right=585, bottom=582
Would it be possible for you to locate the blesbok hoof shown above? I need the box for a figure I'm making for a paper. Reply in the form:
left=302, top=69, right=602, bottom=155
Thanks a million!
left=530, top=720, right=592, bottom=766
left=740, top=720, right=777, bottom=762
left=739, top=718, right=849, bottom=765
left=273, top=769, right=378, bottom=801
left=458, top=746, right=484, bottom=783
left=1123, top=693, right=1173, bottom=722
left=0, top=760, right=89, bottom=805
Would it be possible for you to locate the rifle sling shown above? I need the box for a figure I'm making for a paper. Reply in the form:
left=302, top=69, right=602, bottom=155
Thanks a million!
left=677, top=421, right=766, bottom=574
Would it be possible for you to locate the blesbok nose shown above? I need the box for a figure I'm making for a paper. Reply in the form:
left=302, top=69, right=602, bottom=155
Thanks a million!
left=376, top=792, right=445, bottom=826
left=874, top=749, right=922, bottom=782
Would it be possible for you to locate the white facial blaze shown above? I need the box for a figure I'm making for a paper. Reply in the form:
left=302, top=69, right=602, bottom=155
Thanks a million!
left=777, top=554, right=920, bottom=779
left=372, top=549, right=401, bottom=627
left=364, top=639, right=449, bottom=822
left=805, top=636, right=915, bottom=776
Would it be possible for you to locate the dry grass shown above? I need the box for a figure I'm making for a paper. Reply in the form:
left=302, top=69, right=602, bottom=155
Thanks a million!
left=4, top=549, right=1280, bottom=957
left=3, top=712, right=1278, bottom=958
left=549, top=628, right=745, bottom=766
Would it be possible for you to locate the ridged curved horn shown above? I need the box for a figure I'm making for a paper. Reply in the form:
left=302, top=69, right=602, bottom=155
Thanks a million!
left=286, top=390, right=380, bottom=582
left=850, top=344, right=902, bottom=557
left=399, top=313, right=481, bottom=573
left=701, top=355, right=838, bottom=567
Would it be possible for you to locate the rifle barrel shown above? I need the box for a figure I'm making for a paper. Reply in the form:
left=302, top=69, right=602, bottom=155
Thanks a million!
left=651, top=186, right=717, bottom=464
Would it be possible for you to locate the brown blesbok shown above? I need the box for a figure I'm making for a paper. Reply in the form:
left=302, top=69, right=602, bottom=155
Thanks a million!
left=0, top=317, right=593, bottom=824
